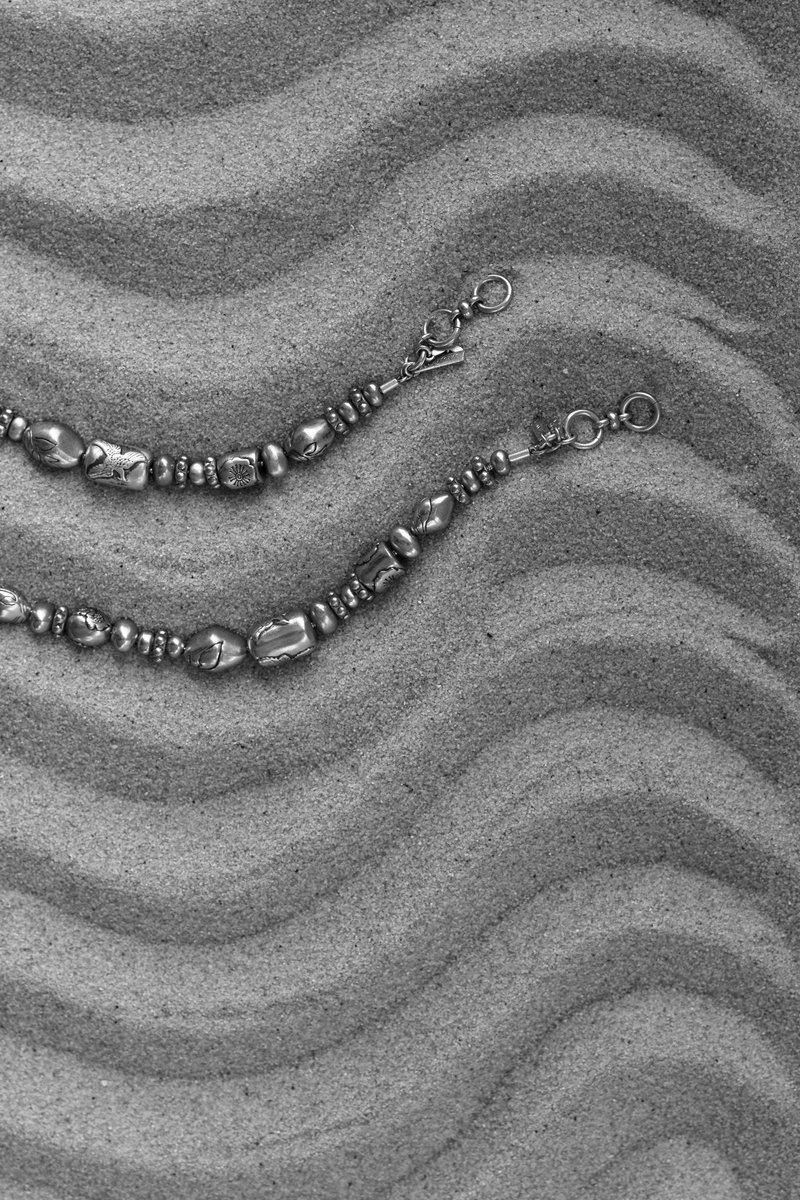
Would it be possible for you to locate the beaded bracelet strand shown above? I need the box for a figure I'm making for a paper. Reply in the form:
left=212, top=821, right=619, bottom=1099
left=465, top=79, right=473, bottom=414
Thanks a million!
left=0, top=275, right=512, bottom=495
left=0, top=392, right=660, bottom=675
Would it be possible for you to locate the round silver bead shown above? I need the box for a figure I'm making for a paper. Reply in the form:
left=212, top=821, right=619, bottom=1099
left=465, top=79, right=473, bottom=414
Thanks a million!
left=67, top=607, right=112, bottom=649
left=388, top=525, right=421, bottom=559
left=285, top=417, right=336, bottom=463
left=309, top=600, right=338, bottom=636
left=340, top=584, right=359, bottom=609
left=189, top=460, right=206, bottom=486
left=7, top=415, right=28, bottom=442
left=0, top=585, right=31, bottom=624
left=23, top=420, right=85, bottom=471
left=154, top=454, right=175, bottom=488
left=166, top=634, right=185, bottom=660
left=184, top=625, right=248, bottom=673
left=338, top=400, right=359, bottom=426
left=111, top=618, right=139, bottom=653
left=51, top=605, right=68, bottom=637
left=460, top=467, right=481, bottom=495
left=29, top=599, right=55, bottom=635
left=490, top=449, right=511, bottom=477
left=457, top=299, right=474, bottom=320
left=262, top=443, right=289, bottom=479
left=137, top=630, right=154, bottom=655
left=363, top=382, right=384, bottom=409
left=411, top=492, right=455, bottom=536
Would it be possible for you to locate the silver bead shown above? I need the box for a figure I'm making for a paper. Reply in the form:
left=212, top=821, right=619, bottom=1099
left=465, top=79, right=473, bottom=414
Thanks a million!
left=0, top=408, right=13, bottom=438
left=262, top=443, right=289, bottom=479
left=324, top=406, right=348, bottom=436
left=363, top=382, right=384, bottom=409
left=7, top=415, right=28, bottom=442
left=248, top=608, right=317, bottom=666
left=348, top=574, right=372, bottom=601
left=51, top=605, right=68, bottom=637
left=354, top=541, right=405, bottom=594
left=309, top=600, right=338, bottom=635
left=189, top=460, right=206, bottom=486
left=84, top=439, right=152, bottom=491
left=350, top=388, right=372, bottom=417
left=111, top=617, right=139, bottom=653
left=285, top=417, right=336, bottom=463
left=184, top=625, right=247, bottom=673
left=460, top=467, right=481, bottom=495
left=446, top=476, right=469, bottom=504
left=338, top=399, right=359, bottom=426
left=457, top=299, right=474, bottom=320
left=174, top=455, right=189, bottom=489
left=137, top=630, right=154, bottom=655
left=340, top=584, right=359, bottom=609
left=23, top=420, right=85, bottom=470
left=327, top=591, right=349, bottom=620
left=151, top=629, right=168, bottom=662
left=411, top=492, right=455, bottom=536
left=67, top=607, right=112, bottom=648
left=154, top=454, right=175, bottom=488
left=166, top=633, right=185, bottom=660
left=388, top=525, right=421, bottom=559
left=216, top=448, right=264, bottom=489
left=471, top=455, right=494, bottom=487
left=605, top=411, right=621, bottom=432
left=0, top=585, right=30, bottom=624
left=204, top=456, right=221, bottom=489
left=29, top=599, right=55, bottom=635
left=490, top=449, right=511, bottom=477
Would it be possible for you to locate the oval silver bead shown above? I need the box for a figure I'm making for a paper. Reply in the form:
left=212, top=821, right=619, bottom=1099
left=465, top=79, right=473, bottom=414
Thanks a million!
left=166, top=634, right=185, bottom=660
left=184, top=625, right=247, bottom=673
left=153, top=454, right=175, bottom=488
left=248, top=608, right=317, bottom=666
left=189, top=460, right=206, bottom=486
left=388, top=525, right=421, bottom=559
left=29, top=599, right=55, bottom=635
left=111, top=617, right=139, bottom=653
left=7, top=415, right=28, bottom=442
left=411, top=492, right=455, bottom=536
left=309, top=600, right=338, bottom=636
left=285, top=417, right=336, bottom=463
left=23, top=420, right=86, bottom=471
left=67, top=607, right=112, bottom=648
left=460, top=467, right=481, bottom=495
left=262, top=442, right=289, bottom=478
left=0, top=585, right=30, bottom=624
left=338, top=400, right=359, bottom=426
left=490, top=449, right=511, bottom=477
left=84, top=439, right=152, bottom=491
left=340, top=584, right=359, bottom=609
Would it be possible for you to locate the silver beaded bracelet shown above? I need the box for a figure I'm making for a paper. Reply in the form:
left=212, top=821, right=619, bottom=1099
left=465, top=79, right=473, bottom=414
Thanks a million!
left=0, top=390, right=661, bottom=675
left=0, top=275, right=513, bottom=494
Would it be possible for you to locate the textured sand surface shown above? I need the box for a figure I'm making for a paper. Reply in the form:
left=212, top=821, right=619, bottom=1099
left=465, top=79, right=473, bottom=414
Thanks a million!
left=1, top=1, right=799, bottom=1197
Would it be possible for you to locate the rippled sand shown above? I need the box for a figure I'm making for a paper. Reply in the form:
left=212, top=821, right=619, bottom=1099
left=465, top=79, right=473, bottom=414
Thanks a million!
left=1, top=1, right=799, bottom=1196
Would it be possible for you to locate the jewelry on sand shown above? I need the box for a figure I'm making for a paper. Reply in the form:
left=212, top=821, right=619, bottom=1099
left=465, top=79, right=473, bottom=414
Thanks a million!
left=0, top=275, right=513, bottom=494
left=1, top=391, right=661, bottom=674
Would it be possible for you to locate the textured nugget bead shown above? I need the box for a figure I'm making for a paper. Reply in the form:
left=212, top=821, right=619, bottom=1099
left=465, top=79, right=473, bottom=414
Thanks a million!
left=262, top=443, right=289, bottom=479
left=354, top=541, right=405, bottom=594
left=154, top=454, right=175, bottom=488
left=285, top=417, right=336, bottom=463
left=217, top=448, right=263, bottom=489
left=248, top=608, right=317, bottom=666
left=411, top=492, right=455, bottom=536
left=184, top=625, right=247, bottom=673
left=67, top=607, right=112, bottom=648
left=84, top=439, right=152, bottom=491
left=388, top=525, right=421, bottom=559
left=0, top=586, right=30, bottom=624
left=29, top=599, right=55, bottom=634
left=23, top=420, right=85, bottom=470
left=309, top=600, right=338, bottom=635
left=111, top=618, right=139, bottom=653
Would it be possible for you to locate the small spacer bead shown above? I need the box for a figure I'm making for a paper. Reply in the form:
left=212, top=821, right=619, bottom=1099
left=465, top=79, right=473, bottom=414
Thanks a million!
left=174, top=455, right=189, bottom=489
left=51, top=605, right=68, bottom=637
left=137, top=630, right=154, bottom=656
left=350, top=388, right=372, bottom=417
left=262, top=443, right=289, bottom=479
left=151, top=629, right=168, bottom=662
left=605, top=411, right=621, bottom=432
left=309, top=600, right=338, bottom=635
left=204, top=456, right=221, bottom=488
left=340, top=584, right=360, bottom=610
left=327, top=590, right=349, bottom=620
left=7, top=414, right=29, bottom=442
left=490, top=449, right=511, bottom=477
left=0, top=408, right=14, bottom=438
left=166, top=633, right=185, bottom=660
left=457, top=299, right=474, bottom=320
left=338, top=399, right=360, bottom=427
left=460, top=467, right=481, bottom=495
left=348, top=573, right=372, bottom=602
left=446, top=475, right=469, bottom=504
left=154, top=454, right=175, bottom=488
left=364, top=382, right=385, bottom=409
left=471, top=455, right=495, bottom=487
left=325, top=406, right=349, bottom=435
left=189, top=460, right=206, bottom=486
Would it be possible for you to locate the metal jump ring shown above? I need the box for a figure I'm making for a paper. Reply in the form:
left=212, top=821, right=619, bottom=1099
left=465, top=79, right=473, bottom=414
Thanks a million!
left=422, top=308, right=462, bottom=350
left=563, top=408, right=605, bottom=450
left=619, top=392, right=661, bottom=433
left=471, top=274, right=513, bottom=314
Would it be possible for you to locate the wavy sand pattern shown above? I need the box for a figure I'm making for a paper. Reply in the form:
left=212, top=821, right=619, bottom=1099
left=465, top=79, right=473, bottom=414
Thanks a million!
left=1, top=1, right=799, bottom=1196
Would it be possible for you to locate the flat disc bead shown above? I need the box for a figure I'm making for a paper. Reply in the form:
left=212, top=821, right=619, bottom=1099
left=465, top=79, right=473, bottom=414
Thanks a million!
left=23, top=420, right=85, bottom=470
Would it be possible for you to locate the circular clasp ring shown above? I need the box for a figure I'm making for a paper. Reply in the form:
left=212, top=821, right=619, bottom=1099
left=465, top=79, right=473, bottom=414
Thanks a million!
left=620, top=392, right=661, bottom=433
left=471, top=274, right=513, bottom=314
left=422, top=308, right=462, bottom=350
left=563, top=408, right=605, bottom=450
